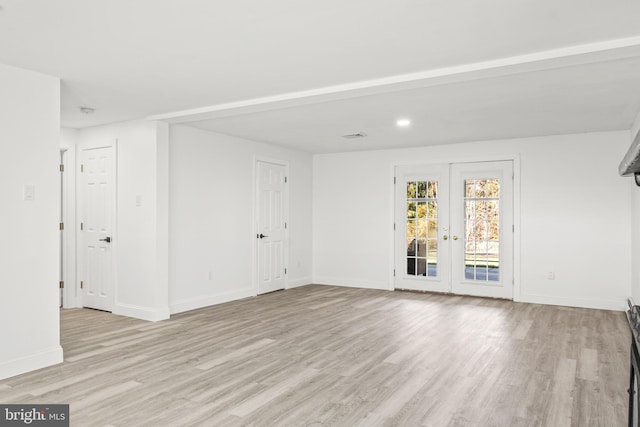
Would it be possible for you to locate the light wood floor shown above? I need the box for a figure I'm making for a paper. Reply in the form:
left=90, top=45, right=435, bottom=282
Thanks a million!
left=0, top=285, right=630, bottom=426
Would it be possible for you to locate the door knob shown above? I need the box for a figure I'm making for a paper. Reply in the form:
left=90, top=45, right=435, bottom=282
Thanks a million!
left=452, top=235, right=459, bottom=241
left=99, top=236, right=112, bottom=243
left=257, top=234, right=269, bottom=239
left=443, top=235, right=449, bottom=241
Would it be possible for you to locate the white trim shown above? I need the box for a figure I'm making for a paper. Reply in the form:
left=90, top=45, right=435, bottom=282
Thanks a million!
left=388, top=165, right=396, bottom=291
left=62, top=145, right=81, bottom=308
left=252, top=156, right=257, bottom=296
left=0, top=346, right=63, bottom=381
left=61, top=148, right=80, bottom=308
left=520, top=293, right=626, bottom=312
left=113, top=303, right=170, bottom=322
left=313, top=276, right=389, bottom=290
left=392, top=153, right=519, bottom=168
left=170, top=289, right=256, bottom=314
left=155, top=121, right=171, bottom=318
left=149, top=37, right=640, bottom=124
left=253, top=157, right=290, bottom=295
left=286, top=276, right=313, bottom=289
left=512, top=155, right=522, bottom=302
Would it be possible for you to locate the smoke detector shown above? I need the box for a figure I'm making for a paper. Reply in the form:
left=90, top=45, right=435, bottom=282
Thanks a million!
left=342, top=132, right=367, bottom=139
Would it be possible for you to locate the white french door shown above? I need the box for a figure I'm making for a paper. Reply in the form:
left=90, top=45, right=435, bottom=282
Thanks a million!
left=394, top=164, right=451, bottom=293
left=395, top=161, right=514, bottom=299
left=80, top=145, right=115, bottom=311
left=256, top=160, right=288, bottom=294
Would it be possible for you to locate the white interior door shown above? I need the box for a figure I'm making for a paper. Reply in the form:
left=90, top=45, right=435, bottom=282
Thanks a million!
left=394, top=164, right=450, bottom=292
left=256, top=160, right=287, bottom=294
left=80, top=145, right=115, bottom=311
left=450, top=161, right=513, bottom=299
left=395, top=161, right=514, bottom=299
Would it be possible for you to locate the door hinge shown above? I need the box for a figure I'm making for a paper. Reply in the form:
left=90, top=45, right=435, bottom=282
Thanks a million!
left=394, top=176, right=396, bottom=184
left=512, top=224, right=515, bottom=232
left=80, top=222, right=84, bottom=231
left=80, top=281, right=84, bottom=289
left=393, top=223, right=396, bottom=230
left=393, top=269, right=396, bottom=277
left=59, top=164, right=64, bottom=172
left=59, top=222, right=64, bottom=231
left=59, top=281, right=64, bottom=289
left=80, top=164, right=84, bottom=173
left=284, top=176, right=288, bottom=183
left=284, top=268, right=287, bottom=274
left=284, top=222, right=287, bottom=229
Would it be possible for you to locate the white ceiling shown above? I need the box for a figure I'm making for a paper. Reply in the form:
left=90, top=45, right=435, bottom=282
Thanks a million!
left=1, top=0, right=640, bottom=152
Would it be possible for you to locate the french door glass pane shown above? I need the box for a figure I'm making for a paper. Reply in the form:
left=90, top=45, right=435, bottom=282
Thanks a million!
left=464, top=178, right=500, bottom=282
left=406, top=181, right=438, bottom=277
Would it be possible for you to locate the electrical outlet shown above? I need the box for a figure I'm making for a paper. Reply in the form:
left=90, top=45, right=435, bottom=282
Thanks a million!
left=547, top=272, right=555, bottom=280
left=208, top=271, right=213, bottom=281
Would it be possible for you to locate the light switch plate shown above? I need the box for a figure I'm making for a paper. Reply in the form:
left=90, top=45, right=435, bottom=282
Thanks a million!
left=23, top=184, right=35, bottom=201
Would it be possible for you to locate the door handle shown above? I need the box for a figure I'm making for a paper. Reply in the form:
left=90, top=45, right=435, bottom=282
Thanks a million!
left=257, top=234, right=269, bottom=239
left=443, top=235, right=449, bottom=240
left=99, top=236, right=112, bottom=243
left=452, top=235, right=459, bottom=241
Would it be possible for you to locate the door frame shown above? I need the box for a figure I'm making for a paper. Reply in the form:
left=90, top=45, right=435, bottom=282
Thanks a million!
left=62, top=146, right=79, bottom=308
left=60, top=149, right=66, bottom=308
left=252, top=156, right=290, bottom=295
left=76, top=139, right=118, bottom=310
left=390, top=154, right=521, bottom=301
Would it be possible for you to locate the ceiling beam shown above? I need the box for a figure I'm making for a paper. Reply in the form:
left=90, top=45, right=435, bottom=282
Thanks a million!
left=149, top=36, right=640, bottom=125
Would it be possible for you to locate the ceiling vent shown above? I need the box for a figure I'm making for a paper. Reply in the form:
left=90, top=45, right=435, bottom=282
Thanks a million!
left=342, top=132, right=367, bottom=139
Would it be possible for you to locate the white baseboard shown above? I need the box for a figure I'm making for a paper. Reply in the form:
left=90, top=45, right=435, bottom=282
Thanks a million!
left=0, top=346, right=63, bottom=381
left=170, top=289, right=256, bottom=314
left=520, top=293, right=626, bottom=311
left=287, top=276, right=313, bottom=289
left=312, top=276, right=389, bottom=290
left=113, top=303, right=170, bottom=321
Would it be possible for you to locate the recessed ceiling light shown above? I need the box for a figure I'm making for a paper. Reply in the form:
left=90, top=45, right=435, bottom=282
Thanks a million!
left=396, top=119, right=411, bottom=127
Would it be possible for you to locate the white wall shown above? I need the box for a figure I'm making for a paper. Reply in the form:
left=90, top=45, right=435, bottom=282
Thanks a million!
left=0, top=63, right=62, bottom=379
left=169, top=125, right=313, bottom=313
left=60, top=127, right=78, bottom=150
left=313, top=131, right=632, bottom=310
left=77, top=120, right=170, bottom=321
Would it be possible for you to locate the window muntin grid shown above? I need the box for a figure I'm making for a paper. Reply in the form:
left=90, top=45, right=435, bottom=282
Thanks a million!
left=464, top=179, right=500, bottom=282
left=406, top=181, right=438, bottom=277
